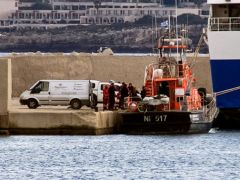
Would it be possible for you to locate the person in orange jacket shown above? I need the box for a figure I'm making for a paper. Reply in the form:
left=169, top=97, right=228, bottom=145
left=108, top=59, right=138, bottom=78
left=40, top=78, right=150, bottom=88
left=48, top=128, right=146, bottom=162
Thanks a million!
left=103, top=84, right=109, bottom=110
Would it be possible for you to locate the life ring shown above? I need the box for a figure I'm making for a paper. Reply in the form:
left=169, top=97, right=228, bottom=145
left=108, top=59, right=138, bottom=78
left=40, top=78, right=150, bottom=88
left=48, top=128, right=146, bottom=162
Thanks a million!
left=128, top=102, right=138, bottom=112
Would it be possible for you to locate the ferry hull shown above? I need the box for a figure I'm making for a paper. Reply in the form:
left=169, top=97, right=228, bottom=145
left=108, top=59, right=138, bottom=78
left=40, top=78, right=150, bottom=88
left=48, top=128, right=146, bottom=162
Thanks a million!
left=208, top=30, right=240, bottom=127
left=210, top=59, right=240, bottom=108
left=120, top=111, right=212, bottom=134
left=213, top=109, right=240, bottom=129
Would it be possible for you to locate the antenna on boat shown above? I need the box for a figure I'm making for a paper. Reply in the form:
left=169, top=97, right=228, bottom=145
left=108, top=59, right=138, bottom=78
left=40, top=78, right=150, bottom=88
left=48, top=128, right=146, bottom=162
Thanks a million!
left=152, top=16, right=155, bottom=54
left=155, top=13, right=160, bottom=59
left=175, top=0, right=179, bottom=62
left=168, top=14, right=171, bottom=56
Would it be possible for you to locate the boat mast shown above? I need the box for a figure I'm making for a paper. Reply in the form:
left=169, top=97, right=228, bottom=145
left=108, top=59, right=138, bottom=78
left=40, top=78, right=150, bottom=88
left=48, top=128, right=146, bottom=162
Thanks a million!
left=175, top=0, right=179, bottom=62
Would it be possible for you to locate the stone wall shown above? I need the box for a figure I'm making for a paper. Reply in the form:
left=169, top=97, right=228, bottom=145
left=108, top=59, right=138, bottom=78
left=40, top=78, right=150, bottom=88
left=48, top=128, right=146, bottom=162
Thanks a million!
left=10, top=54, right=212, bottom=97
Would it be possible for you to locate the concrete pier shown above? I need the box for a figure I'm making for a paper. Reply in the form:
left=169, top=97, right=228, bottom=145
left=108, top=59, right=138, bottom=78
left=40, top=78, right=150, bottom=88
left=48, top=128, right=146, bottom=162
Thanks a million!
left=0, top=58, right=121, bottom=135
left=0, top=58, right=11, bottom=135
left=8, top=110, right=121, bottom=135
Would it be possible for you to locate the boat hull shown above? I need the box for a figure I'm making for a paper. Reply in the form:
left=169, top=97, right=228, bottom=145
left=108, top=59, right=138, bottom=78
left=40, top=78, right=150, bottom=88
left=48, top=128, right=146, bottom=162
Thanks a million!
left=213, top=108, right=240, bottom=129
left=120, top=111, right=212, bottom=134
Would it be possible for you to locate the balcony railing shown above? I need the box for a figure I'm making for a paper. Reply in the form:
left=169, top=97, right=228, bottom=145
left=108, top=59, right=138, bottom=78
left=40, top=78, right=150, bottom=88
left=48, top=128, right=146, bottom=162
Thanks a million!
left=209, top=17, right=240, bottom=31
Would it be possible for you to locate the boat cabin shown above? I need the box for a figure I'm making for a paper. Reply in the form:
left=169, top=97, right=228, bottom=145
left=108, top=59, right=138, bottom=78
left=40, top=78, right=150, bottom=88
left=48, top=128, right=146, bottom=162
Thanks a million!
left=208, top=0, right=240, bottom=31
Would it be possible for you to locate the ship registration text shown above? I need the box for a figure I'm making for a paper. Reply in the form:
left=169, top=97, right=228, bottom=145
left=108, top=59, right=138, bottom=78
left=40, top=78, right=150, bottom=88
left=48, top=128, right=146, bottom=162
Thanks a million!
left=144, top=115, right=167, bottom=122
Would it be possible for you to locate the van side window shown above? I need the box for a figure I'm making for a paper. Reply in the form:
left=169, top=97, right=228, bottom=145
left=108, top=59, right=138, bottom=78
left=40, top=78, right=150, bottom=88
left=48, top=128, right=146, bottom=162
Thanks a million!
left=41, top=82, right=49, bottom=91
left=101, top=84, right=104, bottom=90
left=34, top=81, right=49, bottom=91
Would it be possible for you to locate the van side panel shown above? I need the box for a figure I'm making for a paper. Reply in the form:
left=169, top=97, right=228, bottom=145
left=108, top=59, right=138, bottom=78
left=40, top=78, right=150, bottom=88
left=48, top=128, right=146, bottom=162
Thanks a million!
left=49, top=81, right=90, bottom=105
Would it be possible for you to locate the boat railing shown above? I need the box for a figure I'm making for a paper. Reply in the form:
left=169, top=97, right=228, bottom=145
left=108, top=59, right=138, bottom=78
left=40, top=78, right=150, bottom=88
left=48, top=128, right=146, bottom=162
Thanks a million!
left=151, top=62, right=179, bottom=78
left=209, top=17, right=240, bottom=31
left=203, top=94, right=218, bottom=121
left=124, top=96, right=171, bottom=112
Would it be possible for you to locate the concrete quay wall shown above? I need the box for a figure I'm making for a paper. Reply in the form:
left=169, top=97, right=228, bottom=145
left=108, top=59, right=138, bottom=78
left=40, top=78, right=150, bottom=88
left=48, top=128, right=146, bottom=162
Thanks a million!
left=0, top=59, right=11, bottom=135
left=7, top=111, right=121, bottom=135
left=10, top=54, right=212, bottom=97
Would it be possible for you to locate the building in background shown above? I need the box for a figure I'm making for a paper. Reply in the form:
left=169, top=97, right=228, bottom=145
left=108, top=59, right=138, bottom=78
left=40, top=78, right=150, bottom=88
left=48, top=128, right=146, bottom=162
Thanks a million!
left=0, top=0, right=208, bottom=29
left=0, top=0, right=18, bottom=27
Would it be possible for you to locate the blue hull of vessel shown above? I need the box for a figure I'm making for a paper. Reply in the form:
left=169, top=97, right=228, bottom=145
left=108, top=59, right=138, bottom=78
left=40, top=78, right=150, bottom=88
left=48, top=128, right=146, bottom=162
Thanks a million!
left=210, top=59, right=240, bottom=108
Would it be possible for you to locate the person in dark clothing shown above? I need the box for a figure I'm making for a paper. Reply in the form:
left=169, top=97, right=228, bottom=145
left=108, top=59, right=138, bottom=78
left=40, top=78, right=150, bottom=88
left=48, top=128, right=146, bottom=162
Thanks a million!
left=108, top=83, right=116, bottom=110
left=128, top=83, right=134, bottom=97
left=140, top=86, right=147, bottom=99
left=119, top=82, right=129, bottom=109
left=159, top=81, right=169, bottom=96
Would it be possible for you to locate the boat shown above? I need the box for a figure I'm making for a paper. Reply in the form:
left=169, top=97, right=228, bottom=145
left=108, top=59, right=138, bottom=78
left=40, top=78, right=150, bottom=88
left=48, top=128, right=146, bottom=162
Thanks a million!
left=207, top=0, right=240, bottom=128
left=120, top=27, right=218, bottom=134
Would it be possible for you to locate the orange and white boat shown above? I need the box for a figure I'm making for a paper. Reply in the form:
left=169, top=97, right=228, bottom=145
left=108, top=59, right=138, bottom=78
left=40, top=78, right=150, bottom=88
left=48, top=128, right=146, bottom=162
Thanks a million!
left=120, top=31, right=218, bottom=134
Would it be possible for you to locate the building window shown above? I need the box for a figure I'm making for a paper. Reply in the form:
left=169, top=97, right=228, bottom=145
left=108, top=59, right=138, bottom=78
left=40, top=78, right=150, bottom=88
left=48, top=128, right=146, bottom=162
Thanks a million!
left=98, top=10, right=102, bottom=15
left=128, top=10, right=132, bottom=15
left=72, top=6, right=78, bottom=10
left=19, top=13, right=24, bottom=19
left=106, top=10, right=111, bottom=15
left=79, top=6, right=86, bottom=10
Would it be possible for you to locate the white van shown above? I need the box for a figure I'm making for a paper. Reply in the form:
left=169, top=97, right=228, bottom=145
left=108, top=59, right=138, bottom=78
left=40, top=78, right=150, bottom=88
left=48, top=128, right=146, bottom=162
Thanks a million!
left=20, top=80, right=95, bottom=109
left=90, top=80, right=121, bottom=103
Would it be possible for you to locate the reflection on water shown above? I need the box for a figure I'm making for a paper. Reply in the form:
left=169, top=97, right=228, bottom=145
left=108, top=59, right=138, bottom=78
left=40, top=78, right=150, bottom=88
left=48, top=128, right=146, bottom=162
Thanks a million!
left=0, top=130, right=239, bottom=179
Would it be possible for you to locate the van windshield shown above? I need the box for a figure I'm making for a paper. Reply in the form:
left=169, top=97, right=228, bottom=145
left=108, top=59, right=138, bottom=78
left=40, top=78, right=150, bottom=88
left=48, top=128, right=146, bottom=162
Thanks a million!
left=29, top=81, right=40, bottom=90
left=30, top=81, right=49, bottom=92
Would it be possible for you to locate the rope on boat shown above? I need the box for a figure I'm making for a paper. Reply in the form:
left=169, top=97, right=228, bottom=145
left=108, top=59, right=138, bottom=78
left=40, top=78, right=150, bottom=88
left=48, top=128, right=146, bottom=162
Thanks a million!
left=189, top=32, right=205, bottom=70
left=215, top=86, right=240, bottom=96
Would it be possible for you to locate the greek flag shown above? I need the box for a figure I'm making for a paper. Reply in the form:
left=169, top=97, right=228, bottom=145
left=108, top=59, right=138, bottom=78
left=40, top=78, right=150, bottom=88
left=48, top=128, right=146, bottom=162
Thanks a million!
left=160, top=20, right=169, bottom=27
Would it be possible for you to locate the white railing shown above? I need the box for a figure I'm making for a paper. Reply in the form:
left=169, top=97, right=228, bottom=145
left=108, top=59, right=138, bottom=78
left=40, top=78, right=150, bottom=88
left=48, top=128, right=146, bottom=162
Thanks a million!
left=209, top=17, right=240, bottom=31
left=203, top=94, right=218, bottom=122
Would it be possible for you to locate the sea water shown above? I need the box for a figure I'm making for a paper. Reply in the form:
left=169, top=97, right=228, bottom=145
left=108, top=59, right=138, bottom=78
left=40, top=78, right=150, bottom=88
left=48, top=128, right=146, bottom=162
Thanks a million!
left=0, top=130, right=239, bottom=180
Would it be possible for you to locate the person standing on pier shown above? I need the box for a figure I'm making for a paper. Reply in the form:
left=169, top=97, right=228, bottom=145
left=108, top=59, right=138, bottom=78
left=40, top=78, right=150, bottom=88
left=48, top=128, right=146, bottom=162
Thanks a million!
left=119, top=82, right=128, bottom=109
left=128, top=83, right=134, bottom=97
left=140, top=86, right=146, bottom=99
left=103, top=85, right=109, bottom=110
left=108, top=83, right=116, bottom=110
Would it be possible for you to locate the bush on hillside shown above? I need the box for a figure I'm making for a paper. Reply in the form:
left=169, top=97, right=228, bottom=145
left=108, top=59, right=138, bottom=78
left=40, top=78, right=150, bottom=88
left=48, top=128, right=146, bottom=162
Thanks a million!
left=177, top=14, right=207, bottom=25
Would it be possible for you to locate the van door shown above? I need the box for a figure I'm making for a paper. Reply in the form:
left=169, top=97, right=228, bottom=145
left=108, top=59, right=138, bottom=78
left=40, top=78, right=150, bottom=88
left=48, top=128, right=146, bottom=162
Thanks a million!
left=98, top=83, right=107, bottom=103
left=30, top=81, right=50, bottom=105
left=49, top=81, right=70, bottom=105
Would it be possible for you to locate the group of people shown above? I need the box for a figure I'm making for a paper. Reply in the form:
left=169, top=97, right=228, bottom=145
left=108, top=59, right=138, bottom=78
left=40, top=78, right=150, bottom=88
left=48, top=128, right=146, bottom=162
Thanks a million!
left=102, top=82, right=147, bottom=111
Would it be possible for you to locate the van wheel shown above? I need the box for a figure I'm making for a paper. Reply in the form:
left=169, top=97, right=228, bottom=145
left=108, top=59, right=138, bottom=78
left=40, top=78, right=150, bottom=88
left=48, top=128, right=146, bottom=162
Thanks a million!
left=70, top=99, right=82, bottom=109
left=27, top=99, right=38, bottom=109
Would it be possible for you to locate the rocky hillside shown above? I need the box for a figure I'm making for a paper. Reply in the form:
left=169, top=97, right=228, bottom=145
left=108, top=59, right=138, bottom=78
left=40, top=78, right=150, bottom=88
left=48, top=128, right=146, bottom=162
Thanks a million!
left=0, top=20, right=207, bottom=53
